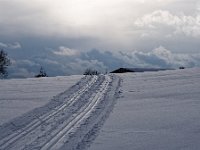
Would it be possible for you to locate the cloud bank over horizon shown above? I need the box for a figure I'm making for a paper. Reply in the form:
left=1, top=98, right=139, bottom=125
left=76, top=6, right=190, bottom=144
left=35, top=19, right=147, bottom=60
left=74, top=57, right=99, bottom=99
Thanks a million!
left=5, top=45, right=200, bottom=78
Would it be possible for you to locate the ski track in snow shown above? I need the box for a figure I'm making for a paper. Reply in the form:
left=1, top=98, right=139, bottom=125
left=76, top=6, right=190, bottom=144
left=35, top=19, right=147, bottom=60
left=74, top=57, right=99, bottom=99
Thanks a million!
left=0, top=74, right=120, bottom=150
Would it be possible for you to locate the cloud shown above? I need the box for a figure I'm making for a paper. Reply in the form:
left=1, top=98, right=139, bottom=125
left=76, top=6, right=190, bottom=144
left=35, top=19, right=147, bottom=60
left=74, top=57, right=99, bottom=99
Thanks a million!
left=9, top=68, right=35, bottom=78
left=8, top=59, right=39, bottom=78
left=0, top=1, right=195, bottom=39
left=7, top=47, right=200, bottom=78
left=69, top=58, right=107, bottom=74
left=119, top=46, right=200, bottom=68
left=135, top=10, right=200, bottom=37
left=53, top=46, right=79, bottom=56
left=0, top=42, right=7, bottom=48
left=0, top=42, right=21, bottom=49
left=0, top=0, right=200, bottom=52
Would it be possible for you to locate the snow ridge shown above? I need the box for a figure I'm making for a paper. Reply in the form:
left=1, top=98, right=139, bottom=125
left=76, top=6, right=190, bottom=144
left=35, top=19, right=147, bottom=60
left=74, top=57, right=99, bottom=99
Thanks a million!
left=0, top=74, right=120, bottom=150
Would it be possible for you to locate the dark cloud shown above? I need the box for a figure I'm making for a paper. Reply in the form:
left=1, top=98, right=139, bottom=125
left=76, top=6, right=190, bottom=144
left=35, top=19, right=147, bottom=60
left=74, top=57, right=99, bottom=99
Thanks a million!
left=6, top=46, right=200, bottom=78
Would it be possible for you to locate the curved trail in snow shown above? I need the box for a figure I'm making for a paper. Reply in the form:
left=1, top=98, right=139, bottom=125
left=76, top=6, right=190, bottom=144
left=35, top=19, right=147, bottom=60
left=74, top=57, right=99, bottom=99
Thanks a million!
left=0, top=74, right=121, bottom=150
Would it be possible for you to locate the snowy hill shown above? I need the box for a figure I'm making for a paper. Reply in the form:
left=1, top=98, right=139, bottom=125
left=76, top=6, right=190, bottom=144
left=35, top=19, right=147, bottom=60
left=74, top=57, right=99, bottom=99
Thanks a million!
left=0, top=75, right=83, bottom=125
left=0, top=68, right=200, bottom=150
left=0, top=74, right=121, bottom=150
left=89, top=68, right=200, bottom=150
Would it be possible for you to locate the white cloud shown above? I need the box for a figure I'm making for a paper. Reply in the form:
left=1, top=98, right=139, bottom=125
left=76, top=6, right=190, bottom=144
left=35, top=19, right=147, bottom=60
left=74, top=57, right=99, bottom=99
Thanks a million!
left=135, top=10, right=200, bottom=37
left=53, top=47, right=79, bottom=56
left=153, top=46, right=172, bottom=60
left=9, top=42, right=21, bottom=49
left=0, top=0, right=190, bottom=38
left=0, top=0, right=200, bottom=52
left=119, top=46, right=200, bottom=68
left=0, top=42, right=8, bottom=48
left=0, top=42, right=21, bottom=49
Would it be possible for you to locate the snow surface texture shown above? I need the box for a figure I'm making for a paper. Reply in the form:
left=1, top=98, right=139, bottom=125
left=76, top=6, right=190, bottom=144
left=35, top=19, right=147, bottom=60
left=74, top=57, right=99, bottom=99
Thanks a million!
left=0, top=74, right=121, bottom=150
left=89, top=68, right=200, bottom=150
left=0, top=75, right=82, bottom=125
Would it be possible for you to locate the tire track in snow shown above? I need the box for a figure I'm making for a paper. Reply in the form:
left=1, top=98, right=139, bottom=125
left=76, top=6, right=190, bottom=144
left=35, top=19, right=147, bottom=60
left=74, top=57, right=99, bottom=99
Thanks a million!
left=41, top=75, right=111, bottom=150
left=22, top=76, right=105, bottom=150
left=0, top=74, right=120, bottom=150
left=0, top=76, right=98, bottom=150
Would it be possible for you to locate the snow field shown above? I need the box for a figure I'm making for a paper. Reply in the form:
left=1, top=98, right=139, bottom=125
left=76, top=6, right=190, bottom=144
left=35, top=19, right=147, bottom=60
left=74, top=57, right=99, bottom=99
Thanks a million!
left=0, top=75, right=83, bottom=125
left=89, top=68, right=200, bottom=150
left=0, top=75, right=95, bottom=149
left=0, top=74, right=121, bottom=150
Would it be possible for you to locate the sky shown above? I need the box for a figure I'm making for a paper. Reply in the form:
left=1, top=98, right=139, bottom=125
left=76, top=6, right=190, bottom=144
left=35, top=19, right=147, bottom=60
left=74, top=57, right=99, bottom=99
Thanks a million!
left=0, top=0, right=200, bottom=78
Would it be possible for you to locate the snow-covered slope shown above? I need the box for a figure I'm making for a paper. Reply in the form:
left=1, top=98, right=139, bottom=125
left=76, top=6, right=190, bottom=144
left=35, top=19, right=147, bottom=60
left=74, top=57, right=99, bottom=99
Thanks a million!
left=1, top=68, right=200, bottom=150
left=0, top=75, right=82, bottom=125
left=89, top=68, right=200, bottom=150
left=0, top=74, right=121, bottom=150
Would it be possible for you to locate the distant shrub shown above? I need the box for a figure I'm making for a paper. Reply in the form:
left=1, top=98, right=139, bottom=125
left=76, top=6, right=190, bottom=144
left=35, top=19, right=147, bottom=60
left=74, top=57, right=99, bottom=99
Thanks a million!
left=83, top=68, right=100, bottom=75
left=179, top=66, right=185, bottom=69
left=35, top=67, right=48, bottom=78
